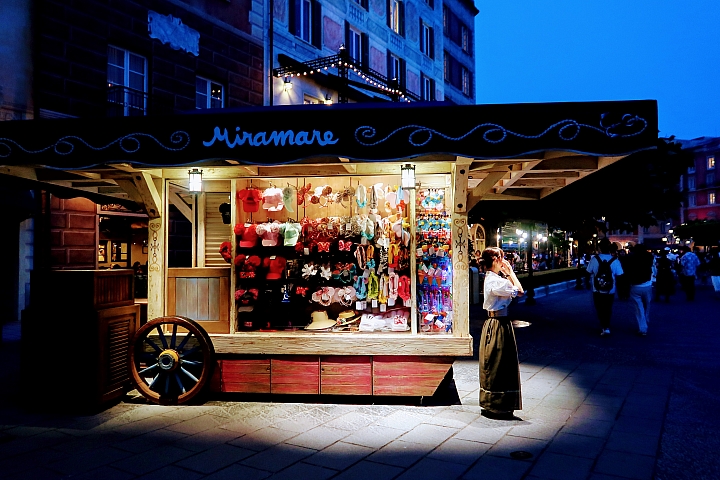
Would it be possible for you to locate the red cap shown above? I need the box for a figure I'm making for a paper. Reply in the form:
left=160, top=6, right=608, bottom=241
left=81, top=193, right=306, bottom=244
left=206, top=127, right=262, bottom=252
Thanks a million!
left=263, top=257, right=287, bottom=280
left=238, top=224, right=259, bottom=248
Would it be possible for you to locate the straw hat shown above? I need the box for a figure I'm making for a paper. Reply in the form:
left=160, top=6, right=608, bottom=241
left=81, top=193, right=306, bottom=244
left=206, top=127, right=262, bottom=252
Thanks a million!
left=336, top=310, right=360, bottom=326
left=305, top=310, right=336, bottom=330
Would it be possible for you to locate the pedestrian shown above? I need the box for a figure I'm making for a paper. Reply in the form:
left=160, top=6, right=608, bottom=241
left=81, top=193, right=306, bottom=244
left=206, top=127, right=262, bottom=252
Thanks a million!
left=678, top=246, right=700, bottom=301
left=625, top=243, right=653, bottom=335
left=586, top=238, right=624, bottom=336
left=479, top=247, right=524, bottom=420
left=654, top=249, right=675, bottom=302
left=707, top=246, right=720, bottom=300
left=616, top=246, right=631, bottom=301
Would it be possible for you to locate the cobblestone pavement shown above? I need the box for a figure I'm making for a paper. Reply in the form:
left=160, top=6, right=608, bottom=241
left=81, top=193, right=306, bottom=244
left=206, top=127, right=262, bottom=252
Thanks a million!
left=1, top=284, right=718, bottom=479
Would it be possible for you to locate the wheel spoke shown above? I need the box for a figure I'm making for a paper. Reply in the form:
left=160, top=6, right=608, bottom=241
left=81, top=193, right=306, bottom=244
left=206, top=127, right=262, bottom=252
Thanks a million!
left=180, top=366, right=200, bottom=384
left=148, top=372, right=162, bottom=390
left=138, top=363, right=160, bottom=376
left=180, top=359, right=203, bottom=367
left=176, top=332, right=193, bottom=351
left=179, top=346, right=201, bottom=359
left=156, top=326, right=169, bottom=349
left=174, top=372, right=187, bottom=394
left=170, top=324, right=178, bottom=349
left=144, top=338, right=163, bottom=353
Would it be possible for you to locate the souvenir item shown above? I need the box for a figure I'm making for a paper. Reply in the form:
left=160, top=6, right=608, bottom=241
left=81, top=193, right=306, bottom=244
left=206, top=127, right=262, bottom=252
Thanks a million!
left=355, top=183, right=367, bottom=208
left=219, top=242, right=232, bottom=262
left=237, top=187, right=262, bottom=213
left=282, top=185, right=296, bottom=212
left=263, top=256, right=286, bottom=280
left=256, top=222, right=281, bottom=246
left=237, top=223, right=260, bottom=248
left=305, top=310, right=336, bottom=330
left=262, top=187, right=284, bottom=211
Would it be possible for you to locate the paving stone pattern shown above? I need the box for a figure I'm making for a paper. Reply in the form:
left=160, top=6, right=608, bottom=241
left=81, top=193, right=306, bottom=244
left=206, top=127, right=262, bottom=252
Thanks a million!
left=1, top=284, right=720, bottom=479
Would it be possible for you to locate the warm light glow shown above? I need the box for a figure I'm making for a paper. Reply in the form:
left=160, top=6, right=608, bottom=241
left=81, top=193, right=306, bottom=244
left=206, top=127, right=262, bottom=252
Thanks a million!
left=324, top=94, right=333, bottom=105
left=283, top=77, right=293, bottom=92
left=668, top=229, right=674, bottom=234
left=188, top=168, right=203, bottom=193
left=401, top=164, right=416, bottom=190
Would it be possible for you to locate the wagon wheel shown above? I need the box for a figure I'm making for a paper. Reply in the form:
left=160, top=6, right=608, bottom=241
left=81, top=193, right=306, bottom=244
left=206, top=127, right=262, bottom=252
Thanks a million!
left=129, top=316, right=215, bottom=405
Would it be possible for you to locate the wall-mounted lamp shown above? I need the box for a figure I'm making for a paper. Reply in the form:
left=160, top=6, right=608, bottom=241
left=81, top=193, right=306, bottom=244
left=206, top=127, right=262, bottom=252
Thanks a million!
left=401, top=163, right=416, bottom=190
left=188, top=168, right=203, bottom=192
left=283, top=77, right=293, bottom=92
left=324, top=94, right=333, bottom=105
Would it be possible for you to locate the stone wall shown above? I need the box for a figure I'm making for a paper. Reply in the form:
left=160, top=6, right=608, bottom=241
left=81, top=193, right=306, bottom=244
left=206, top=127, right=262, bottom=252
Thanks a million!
left=49, top=196, right=97, bottom=269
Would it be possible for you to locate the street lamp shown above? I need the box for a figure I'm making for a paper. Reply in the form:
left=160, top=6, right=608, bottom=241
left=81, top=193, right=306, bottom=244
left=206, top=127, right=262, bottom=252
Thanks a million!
left=188, top=168, right=203, bottom=193
left=401, top=164, right=416, bottom=190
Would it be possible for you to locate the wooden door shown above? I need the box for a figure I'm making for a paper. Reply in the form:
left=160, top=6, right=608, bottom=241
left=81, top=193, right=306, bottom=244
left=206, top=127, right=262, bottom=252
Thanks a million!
left=167, top=267, right=230, bottom=333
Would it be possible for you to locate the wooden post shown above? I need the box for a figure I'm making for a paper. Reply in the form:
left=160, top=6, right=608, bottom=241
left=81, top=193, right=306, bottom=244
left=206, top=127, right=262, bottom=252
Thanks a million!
left=229, top=179, right=237, bottom=334
left=197, top=192, right=206, bottom=267
left=147, top=179, right=166, bottom=321
left=409, top=188, right=418, bottom=334
left=452, top=160, right=472, bottom=338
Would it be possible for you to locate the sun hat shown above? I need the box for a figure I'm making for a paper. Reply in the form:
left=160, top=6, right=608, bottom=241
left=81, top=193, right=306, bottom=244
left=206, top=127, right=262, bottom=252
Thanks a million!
left=305, top=310, right=336, bottom=330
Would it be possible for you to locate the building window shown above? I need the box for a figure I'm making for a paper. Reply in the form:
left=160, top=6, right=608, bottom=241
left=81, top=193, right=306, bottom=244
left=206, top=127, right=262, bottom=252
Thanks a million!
left=443, top=6, right=448, bottom=36
left=387, top=53, right=404, bottom=89
left=688, top=194, right=696, bottom=207
left=443, top=52, right=449, bottom=81
left=707, top=172, right=715, bottom=186
left=107, top=46, right=147, bottom=116
left=688, top=176, right=695, bottom=191
left=290, top=0, right=321, bottom=48
left=420, top=21, right=434, bottom=58
left=642, top=226, right=650, bottom=234
left=709, top=156, right=716, bottom=170
left=461, top=25, right=469, bottom=52
left=388, top=0, right=404, bottom=36
left=353, top=0, right=368, bottom=10
left=424, top=0, right=434, bottom=8
left=461, top=66, right=470, bottom=96
left=421, top=74, right=434, bottom=101
left=710, top=192, right=717, bottom=204
left=346, top=26, right=362, bottom=63
left=688, top=165, right=695, bottom=174
left=196, top=77, right=224, bottom=109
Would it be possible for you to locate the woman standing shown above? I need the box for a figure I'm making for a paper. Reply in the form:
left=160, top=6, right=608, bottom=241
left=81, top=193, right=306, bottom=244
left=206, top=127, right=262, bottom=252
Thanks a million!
left=480, top=247, right=524, bottom=420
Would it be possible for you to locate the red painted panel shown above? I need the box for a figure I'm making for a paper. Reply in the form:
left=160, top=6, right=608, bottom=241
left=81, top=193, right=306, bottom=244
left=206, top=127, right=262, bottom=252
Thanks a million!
left=223, top=382, right=271, bottom=393
left=321, top=356, right=372, bottom=376
left=272, top=383, right=319, bottom=394
left=272, top=373, right=320, bottom=385
left=321, top=384, right=372, bottom=395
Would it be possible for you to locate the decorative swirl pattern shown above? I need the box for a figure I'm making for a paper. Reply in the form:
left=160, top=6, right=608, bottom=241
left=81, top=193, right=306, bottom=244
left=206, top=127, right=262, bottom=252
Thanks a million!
left=354, top=114, right=648, bottom=147
left=0, top=131, right=190, bottom=158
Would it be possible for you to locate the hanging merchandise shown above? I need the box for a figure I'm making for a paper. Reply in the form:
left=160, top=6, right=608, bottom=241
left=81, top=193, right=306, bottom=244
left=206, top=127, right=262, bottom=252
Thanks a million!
left=262, top=186, right=284, bottom=211
left=237, top=187, right=263, bottom=213
left=282, top=185, right=296, bottom=213
left=355, top=183, right=367, bottom=208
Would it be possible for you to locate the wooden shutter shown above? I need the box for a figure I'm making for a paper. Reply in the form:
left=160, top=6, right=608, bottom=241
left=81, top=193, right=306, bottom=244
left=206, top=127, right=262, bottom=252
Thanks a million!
left=399, top=1, right=405, bottom=37
left=311, top=0, right=322, bottom=48
left=386, top=0, right=391, bottom=28
left=429, top=26, right=435, bottom=59
left=399, top=58, right=406, bottom=89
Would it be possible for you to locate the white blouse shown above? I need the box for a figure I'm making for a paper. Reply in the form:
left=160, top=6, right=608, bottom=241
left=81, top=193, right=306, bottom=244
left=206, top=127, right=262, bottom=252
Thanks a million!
left=483, top=271, right=519, bottom=312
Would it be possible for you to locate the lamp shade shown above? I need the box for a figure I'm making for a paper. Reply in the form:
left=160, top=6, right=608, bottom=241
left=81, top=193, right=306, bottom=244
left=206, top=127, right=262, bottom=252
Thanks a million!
left=401, top=163, right=415, bottom=190
left=188, top=168, right=203, bottom=192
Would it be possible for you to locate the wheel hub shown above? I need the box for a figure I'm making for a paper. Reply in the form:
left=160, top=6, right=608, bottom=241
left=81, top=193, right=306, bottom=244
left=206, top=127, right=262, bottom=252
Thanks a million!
left=158, top=349, right=180, bottom=371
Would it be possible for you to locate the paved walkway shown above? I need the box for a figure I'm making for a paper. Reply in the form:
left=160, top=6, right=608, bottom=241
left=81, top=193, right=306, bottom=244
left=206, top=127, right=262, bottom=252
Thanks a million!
left=1, top=285, right=719, bottom=480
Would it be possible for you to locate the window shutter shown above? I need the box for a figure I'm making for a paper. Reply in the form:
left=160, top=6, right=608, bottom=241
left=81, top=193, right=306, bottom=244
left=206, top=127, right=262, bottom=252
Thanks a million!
left=345, top=20, right=350, bottom=53
left=429, top=26, right=434, bottom=59
left=289, top=0, right=299, bottom=36
left=399, top=1, right=405, bottom=37
left=419, top=17, right=423, bottom=51
left=311, top=0, right=322, bottom=48
left=386, top=51, right=392, bottom=82
left=361, top=33, right=369, bottom=68
left=399, top=58, right=406, bottom=89
left=386, top=0, right=391, bottom=28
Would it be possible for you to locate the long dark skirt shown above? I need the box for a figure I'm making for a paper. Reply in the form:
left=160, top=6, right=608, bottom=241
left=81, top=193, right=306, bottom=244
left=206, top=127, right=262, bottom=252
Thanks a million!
left=479, top=317, right=522, bottom=412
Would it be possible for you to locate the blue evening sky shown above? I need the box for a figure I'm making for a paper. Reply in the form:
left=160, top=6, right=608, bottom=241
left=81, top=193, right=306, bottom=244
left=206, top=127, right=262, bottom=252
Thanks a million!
left=475, top=1, right=720, bottom=140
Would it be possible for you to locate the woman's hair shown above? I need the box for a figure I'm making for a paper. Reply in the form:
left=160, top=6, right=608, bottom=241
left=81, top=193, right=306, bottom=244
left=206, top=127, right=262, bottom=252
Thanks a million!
left=481, top=247, right=504, bottom=270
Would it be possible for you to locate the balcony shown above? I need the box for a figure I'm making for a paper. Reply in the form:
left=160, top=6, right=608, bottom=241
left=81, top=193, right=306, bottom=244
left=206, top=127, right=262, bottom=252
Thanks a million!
left=107, top=86, right=175, bottom=117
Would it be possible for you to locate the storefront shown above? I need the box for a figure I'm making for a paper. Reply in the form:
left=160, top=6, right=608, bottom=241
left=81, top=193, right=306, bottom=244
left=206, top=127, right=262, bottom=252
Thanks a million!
left=0, top=100, right=658, bottom=402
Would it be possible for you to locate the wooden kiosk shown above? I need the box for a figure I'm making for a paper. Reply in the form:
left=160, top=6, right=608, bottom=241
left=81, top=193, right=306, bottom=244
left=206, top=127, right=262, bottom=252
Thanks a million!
left=0, top=101, right=658, bottom=403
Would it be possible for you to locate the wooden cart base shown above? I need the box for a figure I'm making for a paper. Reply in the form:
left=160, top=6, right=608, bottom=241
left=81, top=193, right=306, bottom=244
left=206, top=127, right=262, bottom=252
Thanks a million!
left=210, top=355, right=455, bottom=397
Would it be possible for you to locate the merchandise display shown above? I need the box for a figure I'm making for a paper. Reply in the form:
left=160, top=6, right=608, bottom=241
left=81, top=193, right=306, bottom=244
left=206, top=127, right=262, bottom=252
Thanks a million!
left=416, top=188, right=453, bottom=334
left=229, top=176, right=414, bottom=333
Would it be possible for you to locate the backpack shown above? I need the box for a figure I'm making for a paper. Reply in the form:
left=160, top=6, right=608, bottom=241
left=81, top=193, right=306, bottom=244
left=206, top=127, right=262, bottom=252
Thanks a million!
left=593, top=255, right=617, bottom=293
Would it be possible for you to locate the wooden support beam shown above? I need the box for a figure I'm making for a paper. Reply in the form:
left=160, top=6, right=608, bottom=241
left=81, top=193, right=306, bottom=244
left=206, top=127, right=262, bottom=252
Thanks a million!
left=114, top=179, right=146, bottom=206
left=169, top=190, right=193, bottom=222
left=507, top=178, right=566, bottom=188
left=0, top=166, right=37, bottom=180
left=131, top=172, right=162, bottom=218
left=495, top=160, right=542, bottom=193
left=532, top=156, right=598, bottom=171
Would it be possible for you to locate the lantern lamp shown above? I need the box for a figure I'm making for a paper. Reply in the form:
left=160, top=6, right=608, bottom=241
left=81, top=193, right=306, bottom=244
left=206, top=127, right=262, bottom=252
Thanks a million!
left=401, top=163, right=416, bottom=190
left=188, top=168, right=203, bottom=193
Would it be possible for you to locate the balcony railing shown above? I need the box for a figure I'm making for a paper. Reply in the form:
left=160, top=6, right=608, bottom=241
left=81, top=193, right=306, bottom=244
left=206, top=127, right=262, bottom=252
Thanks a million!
left=106, top=86, right=176, bottom=117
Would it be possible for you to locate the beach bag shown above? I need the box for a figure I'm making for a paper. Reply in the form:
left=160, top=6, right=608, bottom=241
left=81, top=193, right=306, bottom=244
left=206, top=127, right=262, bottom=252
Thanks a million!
left=593, top=255, right=616, bottom=293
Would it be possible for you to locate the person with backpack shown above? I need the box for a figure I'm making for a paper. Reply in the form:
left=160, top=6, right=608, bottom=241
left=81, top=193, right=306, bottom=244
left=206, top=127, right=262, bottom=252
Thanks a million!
left=586, top=238, right=624, bottom=336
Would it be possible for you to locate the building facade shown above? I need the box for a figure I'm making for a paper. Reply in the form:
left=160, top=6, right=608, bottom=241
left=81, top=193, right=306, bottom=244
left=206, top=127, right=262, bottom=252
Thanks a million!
left=678, top=137, right=720, bottom=223
left=269, top=0, right=477, bottom=105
